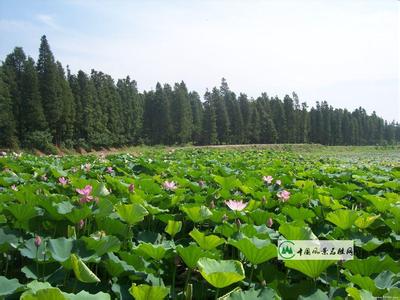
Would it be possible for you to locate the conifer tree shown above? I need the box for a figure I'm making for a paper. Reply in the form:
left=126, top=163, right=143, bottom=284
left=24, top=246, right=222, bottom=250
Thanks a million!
left=20, top=57, right=47, bottom=143
left=37, top=35, right=62, bottom=144
left=0, top=67, right=18, bottom=148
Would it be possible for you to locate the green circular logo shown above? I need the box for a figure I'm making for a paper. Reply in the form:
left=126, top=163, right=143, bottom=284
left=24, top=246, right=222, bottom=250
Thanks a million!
left=278, top=240, right=295, bottom=259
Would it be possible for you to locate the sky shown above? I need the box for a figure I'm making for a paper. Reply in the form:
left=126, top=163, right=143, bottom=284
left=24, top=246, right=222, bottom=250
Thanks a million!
left=0, top=0, right=399, bottom=122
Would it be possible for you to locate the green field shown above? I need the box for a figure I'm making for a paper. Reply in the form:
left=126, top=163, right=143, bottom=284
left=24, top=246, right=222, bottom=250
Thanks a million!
left=0, top=146, right=399, bottom=299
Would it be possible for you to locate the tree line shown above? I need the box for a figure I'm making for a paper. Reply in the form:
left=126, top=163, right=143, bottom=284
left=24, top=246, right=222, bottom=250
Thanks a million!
left=0, top=35, right=399, bottom=152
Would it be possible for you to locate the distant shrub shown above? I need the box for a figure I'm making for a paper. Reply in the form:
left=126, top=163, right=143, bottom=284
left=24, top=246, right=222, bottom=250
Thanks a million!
left=24, top=130, right=57, bottom=154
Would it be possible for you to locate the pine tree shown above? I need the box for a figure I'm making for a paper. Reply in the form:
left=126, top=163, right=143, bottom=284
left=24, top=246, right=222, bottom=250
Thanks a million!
left=171, top=81, right=193, bottom=144
left=56, top=62, right=75, bottom=146
left=37, top=35, right=62, bottom=144
left=212, top=87, right=230, bottom=144
left=189, top=91, right=203, bottom=145
left=3, top=47, right=26, bottom=142
left=20, top=57, right=47, bottom=143
left=0, top=67, right=18, bottom=148
left=202, top=90, right=217, bottom=145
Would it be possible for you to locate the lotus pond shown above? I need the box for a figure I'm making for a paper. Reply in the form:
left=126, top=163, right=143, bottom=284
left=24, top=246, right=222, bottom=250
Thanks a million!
left=0, top=147, right=399, bottom=299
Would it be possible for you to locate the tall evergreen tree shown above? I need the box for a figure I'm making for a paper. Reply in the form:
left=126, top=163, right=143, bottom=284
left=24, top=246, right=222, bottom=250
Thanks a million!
left=37, top=35, right=62, bottom=144
left=0, top=67, right=18, bottom=148
left=171, top=81, right=193, bottom=144
left=189, top=91, right=203, bottom=145
left=19, top=57, right=47, bottom=143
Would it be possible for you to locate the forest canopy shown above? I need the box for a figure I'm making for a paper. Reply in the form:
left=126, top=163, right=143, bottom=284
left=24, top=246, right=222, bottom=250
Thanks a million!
left=1, top=35, right=399, bottom=152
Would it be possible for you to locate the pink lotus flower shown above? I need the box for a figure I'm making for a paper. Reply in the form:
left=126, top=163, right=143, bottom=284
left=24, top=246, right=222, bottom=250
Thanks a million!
left=277, top=190, right=290, bottom=202
left=78, top=219, right=85, bottom=229
left=76, top=185, right=94, bottom=203
left=11, top=184, right=18, bottom=191
left=128, top=183, right=135, bottom=193
left=225, top=200, right=248, bottom=211
left=106, top=166, right=113, bottom=174
left=263, top=175, right=273, bottom=184
left=267, top=217, right=273, bottom=227
left=163, top=181, right=177, bottom=191
left=59, top=177, right=68, bottom=186
left=275, top=180, right=281, bottom=186
left=34, top=235, right=42, bottom=247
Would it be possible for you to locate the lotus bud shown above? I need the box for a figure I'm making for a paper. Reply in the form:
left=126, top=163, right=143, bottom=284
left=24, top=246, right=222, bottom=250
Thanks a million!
left=34, top=235, right=42, bottom=247
left=210, top=200, right=215, bottom=209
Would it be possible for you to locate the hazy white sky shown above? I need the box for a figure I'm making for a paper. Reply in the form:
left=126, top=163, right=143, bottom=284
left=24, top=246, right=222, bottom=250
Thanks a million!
left=1, top=0, right=399, bottom=121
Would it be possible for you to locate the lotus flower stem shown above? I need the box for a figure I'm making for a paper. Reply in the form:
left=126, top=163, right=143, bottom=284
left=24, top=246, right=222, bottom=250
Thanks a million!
left=214, top=288, right=220, bottom=300
left=249, top=264, right=255, bottom=283
left=171, top=259, right=177, bottom=299
left=184, top=268, right=192, bottom=297
left=36, top=247, right=39, bottom=281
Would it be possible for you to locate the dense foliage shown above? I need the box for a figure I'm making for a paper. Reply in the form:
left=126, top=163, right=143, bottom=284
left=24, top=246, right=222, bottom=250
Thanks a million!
left=1, top=36, right=399, bottom=151
left=0, top=147, right=399, bottom=299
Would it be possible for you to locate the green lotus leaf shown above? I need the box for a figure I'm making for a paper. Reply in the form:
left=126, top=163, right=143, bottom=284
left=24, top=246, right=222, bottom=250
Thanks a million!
left=351, top=233, right=385, bottom=251
left=21, top=287, right=67, bottom=300
left=354, top=212, right=380, bottom=229
left=129, top=284, right=169, bottom=300
left=223, top=287, right=281, bottom=300
left=164, top=220, right=182, bottom=238
left=374, top=271, right=400, bottom=290
left=213, top=175, right=241, bottom=190
left=197, top=258, right=245, bottom=288
left=102, top=253, right=136, bottom=277
left=180, top=204, right=212, bottom=223
left=93, top=182, right=110, bottom=197
left=384, top=288, right=400, bottom=298
left=95, top=217, right=128, bottom=238
left=279, top=223, right=317, bottom=240
left=0, top=228, right=19, bottom=252
left=116, top=203, right=148, bottom=225
left=284, top=260, right=335, bottom=278
left=343, top=270, right=382, bottom=295
left=134, top=242, right=168, bottom=261
left=0, top=276, right=24, bottom=296
left=20, top=238, right=51, bottom=262
left=65, top=206, right=92, bottom=224
left=248, top=209, right=272, bottom=226
left=25, top=280, right=52, bottom=293
left=48, top=238, right=74, bottom=262
left=70, top=254, right=100, bottom=283
left=189, top=228, right=225, bottom=250
left=363, top=195, right=391, bottom=212
left=143, top=202, right=168, bottom=215
left=7, top=204, right=38, bottom=221
left=282, top=207, right=315, bottom=223
left=50, top=167, right=67, bottom=178
left=345, top=287, right=375, bottom=300
left=63, top=290, right=111, bottom=300
left=176, top=244, right=219, bottom=269
left=298, top=289, right=329, bottom=300
left=326, top=209, right=359, bottom=230
left=214, top=223, right=237, bottom=238
left=228, top=236, right=276, bottom=265
left=344, top=255, right=400, bottom=276
left=81, top=235, right=121, bottom=256
left=54, top=201, right=74, bottom=215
